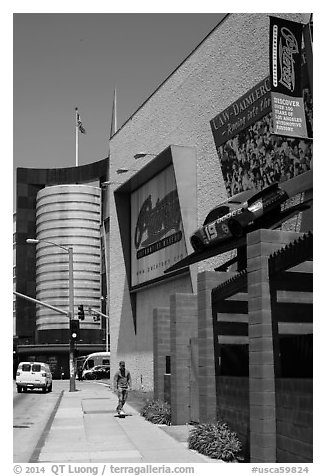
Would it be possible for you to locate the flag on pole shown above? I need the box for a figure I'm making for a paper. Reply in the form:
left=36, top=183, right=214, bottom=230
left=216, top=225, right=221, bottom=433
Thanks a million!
left=75, top=107, right=86, bottom=167
left=75, top=107, right=86, bottom=134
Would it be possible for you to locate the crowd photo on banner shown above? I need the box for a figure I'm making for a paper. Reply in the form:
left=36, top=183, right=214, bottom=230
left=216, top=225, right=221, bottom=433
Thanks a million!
left=219, top=110, right=312, bottom=198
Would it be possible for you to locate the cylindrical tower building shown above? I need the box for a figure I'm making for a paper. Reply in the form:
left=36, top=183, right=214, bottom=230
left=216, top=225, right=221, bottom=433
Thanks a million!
left=34, top=184, right=102, bottom=344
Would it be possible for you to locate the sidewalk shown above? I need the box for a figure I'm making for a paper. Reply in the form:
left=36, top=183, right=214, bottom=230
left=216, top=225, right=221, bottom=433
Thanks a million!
left=36, top=382, right=221, bottom=463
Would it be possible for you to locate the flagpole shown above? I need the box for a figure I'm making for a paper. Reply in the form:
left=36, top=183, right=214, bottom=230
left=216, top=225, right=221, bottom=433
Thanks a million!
left=112, top=87, right=117, bottom=134
left=108, top=88, right=117, bottom=156
left=75, top=107, right=79, bottom=167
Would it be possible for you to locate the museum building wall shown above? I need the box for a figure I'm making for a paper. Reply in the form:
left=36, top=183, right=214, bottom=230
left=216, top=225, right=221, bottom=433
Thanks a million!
left=107, top=13, right=310, bottom=390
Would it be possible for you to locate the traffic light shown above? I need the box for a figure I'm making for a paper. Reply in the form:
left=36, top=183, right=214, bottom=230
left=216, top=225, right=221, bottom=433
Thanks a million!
left=78, top=304, right=85, bottom=320
left=70, top=319, right=80, bottom=341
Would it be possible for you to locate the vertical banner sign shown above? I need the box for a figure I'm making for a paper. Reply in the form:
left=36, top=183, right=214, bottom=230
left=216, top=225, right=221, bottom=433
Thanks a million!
left=270, top=16, right=308, bottom=138
left=303, top=22, right=313, bottom=99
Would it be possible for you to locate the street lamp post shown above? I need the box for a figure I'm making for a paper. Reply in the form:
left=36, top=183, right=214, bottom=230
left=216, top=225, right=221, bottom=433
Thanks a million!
left=26, top=238, right=76, bottom=392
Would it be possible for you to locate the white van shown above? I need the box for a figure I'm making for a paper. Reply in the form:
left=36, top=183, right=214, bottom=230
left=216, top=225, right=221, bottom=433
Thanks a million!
left=16, top=362, right=53, bottom=393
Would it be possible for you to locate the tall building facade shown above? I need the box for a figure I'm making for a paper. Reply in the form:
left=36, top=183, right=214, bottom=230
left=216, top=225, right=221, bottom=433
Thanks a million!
left=34, top=185, right=101, bottom=342
left=14, top=158, right=108, bottom=376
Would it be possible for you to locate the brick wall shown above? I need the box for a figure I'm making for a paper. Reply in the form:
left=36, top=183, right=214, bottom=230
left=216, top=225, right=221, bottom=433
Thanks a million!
left=276, top=379, right=313, bottom=462
left=170, top=293, right=198, bottom=425
left=110, top=275, right=191, bottom=391
left=217, top=376, right=250, bottom=459
left=197, top=271, right=238, bottom=422
left=153, top=307, right=170, bottom=401
left=247, top=229, right=305, bottom=463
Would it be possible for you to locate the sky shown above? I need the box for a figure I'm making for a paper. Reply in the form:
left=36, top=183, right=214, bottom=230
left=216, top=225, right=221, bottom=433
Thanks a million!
left=13, top=13, right=226, bottom=177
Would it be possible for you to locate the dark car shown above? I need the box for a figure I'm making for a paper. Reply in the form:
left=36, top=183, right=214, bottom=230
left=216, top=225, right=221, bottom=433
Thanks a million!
left=190, top=183, right=288, bottom=252
left=83, top=365, right=110, bottom=380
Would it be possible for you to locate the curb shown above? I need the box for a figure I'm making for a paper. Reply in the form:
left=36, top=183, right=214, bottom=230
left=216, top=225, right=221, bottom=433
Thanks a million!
left=29, top=390, right=64, bottom=463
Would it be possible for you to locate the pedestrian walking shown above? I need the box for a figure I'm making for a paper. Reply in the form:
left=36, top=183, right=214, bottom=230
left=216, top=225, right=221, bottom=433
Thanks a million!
left=114, top=361, right=132, bottom=415
left=77, top=366, right=83, bottom=381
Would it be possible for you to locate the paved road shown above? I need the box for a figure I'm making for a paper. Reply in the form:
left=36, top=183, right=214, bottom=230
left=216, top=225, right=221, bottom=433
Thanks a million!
left=13, top=380, right=67, bottom=462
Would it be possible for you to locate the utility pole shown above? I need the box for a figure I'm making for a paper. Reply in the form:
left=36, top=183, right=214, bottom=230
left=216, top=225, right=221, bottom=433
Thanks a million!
left=68, top=246, right=76, bottom=392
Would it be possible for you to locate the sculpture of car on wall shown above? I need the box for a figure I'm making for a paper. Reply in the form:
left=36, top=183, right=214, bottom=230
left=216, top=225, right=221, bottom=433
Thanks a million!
left=190, top=183, right=289, bottom=252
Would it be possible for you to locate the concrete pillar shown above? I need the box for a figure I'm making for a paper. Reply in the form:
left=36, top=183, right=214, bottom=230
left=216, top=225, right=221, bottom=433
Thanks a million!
left=170, top=293, right=197, bottom=425
left=197, top=271, right=237, bottom=422
left=247, top=229, right=302, bottom=463
left=153, top=307, right=170, bottom=401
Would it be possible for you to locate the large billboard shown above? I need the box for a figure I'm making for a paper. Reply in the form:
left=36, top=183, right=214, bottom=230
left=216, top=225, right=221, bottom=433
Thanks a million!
left=131, top=165, right=187, bottom=287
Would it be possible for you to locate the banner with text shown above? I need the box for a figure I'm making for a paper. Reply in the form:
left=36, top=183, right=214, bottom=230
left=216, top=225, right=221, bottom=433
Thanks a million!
left=131, top=165, right=187, bottom=287
left=210, top=77, right=272, bottom=149
left=269, top=16, right=308, bottom=139
left=210, top=77, right=312, bottom=198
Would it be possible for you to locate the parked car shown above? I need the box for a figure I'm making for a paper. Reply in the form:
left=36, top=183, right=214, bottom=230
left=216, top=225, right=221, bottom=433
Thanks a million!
left=190, top=182, right=288, bottom=252
left=82, top=365, right=110, bottom=380
left=16, top=362, right=53, bottom=393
